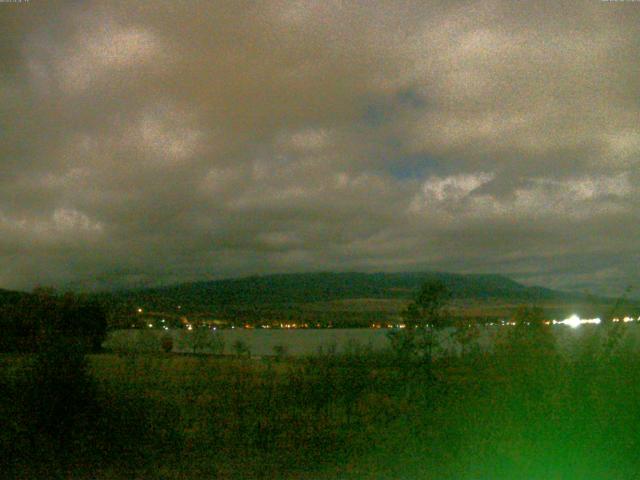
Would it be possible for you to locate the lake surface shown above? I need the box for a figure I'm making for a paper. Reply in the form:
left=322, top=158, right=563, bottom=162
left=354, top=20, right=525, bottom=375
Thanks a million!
left=104, top=324, right=640, bottom=357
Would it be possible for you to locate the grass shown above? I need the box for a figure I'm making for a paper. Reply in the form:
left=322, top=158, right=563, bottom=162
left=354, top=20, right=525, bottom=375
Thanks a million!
left=2, top=326, right=640, bottom=479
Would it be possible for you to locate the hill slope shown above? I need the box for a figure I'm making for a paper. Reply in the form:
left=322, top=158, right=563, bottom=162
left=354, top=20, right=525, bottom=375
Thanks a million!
left=106, top=271, right=586, bottom=312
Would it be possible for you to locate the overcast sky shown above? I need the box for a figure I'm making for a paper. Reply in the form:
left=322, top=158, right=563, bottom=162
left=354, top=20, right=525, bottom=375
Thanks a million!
left=1, top=0, right=639, bottom=294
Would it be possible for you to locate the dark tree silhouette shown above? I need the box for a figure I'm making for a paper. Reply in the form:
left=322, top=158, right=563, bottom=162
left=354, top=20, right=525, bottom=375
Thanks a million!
left=0, top=288, right=107, bottom=353
left=388, top=280, right=451, bottom=363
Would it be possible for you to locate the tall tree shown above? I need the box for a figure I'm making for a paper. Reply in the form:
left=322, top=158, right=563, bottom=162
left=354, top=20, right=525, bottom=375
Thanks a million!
left=389, top=280, right=451, bottom=363
left=0, top=288, right=107, bottom=353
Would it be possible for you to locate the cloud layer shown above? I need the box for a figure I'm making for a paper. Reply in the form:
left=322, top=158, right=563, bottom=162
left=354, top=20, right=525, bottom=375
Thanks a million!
left=1, top=0, right=639, bottom=295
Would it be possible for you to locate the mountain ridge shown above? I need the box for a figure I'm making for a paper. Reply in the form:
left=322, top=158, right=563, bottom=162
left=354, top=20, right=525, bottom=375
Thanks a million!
left=100, top=271, right=592, bottom=312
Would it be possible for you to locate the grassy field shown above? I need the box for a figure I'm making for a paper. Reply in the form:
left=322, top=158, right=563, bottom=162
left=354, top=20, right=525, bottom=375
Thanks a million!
left=2, top=325, right=640, bottom=479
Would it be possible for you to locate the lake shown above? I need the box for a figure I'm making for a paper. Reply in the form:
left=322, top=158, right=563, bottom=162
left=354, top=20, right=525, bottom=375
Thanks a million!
left=103, top=324, right=640, bottom=357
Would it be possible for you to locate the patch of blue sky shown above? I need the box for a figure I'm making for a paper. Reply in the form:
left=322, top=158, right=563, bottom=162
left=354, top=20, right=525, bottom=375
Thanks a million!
left=395, top=88, right=427, bottom=109
left=361, top=87, right=427, bottom=128
left=362, top=102, right=389, bottom=127
left=382, top=152, right=442, bottom=180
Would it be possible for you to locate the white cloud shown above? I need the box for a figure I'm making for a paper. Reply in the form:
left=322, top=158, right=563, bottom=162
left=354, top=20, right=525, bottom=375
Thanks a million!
left=281, top=128, right=331, bottom=151
left=411, top=173, right=494, bottom=210
left=60, top=26, right=161, bottom=93
left=52, top=208, right=103, bottom=233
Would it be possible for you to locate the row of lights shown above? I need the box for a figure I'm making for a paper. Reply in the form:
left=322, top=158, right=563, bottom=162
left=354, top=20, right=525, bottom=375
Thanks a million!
left=137, top=307, right=638, bottom=331
left=612, top=316, right=639, bottom=323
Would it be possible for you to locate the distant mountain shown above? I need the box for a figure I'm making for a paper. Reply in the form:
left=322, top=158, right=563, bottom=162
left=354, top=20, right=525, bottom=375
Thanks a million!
left=6, top=274, right=633, bottom=328
left=104, top=271, right=588, bottom=312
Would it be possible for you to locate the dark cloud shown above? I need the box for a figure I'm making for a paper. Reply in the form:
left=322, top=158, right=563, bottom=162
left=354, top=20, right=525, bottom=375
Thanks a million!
left=1, top=0, right=638, bottom=295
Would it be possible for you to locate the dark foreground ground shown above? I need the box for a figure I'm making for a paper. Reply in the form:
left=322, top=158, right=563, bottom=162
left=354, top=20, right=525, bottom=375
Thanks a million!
left=2, top=327, right=640, bottom=479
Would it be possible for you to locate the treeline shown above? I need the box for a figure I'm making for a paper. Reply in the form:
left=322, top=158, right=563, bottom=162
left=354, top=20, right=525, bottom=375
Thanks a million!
left=0, top=288, right=107, bottom=353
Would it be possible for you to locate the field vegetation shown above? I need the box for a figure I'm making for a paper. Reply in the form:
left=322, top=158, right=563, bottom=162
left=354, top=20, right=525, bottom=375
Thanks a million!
left=2, top=283, right=640, bottom=479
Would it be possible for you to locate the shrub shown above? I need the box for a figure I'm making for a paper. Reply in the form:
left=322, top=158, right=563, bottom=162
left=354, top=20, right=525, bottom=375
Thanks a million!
left=136, top=329, right=161, bottom=353
left=26, top=337, right=96, bottom=440
left=178, top=328, right=225, bottom=354
left=232, top=339, right=251, bottom=358
left=161, top=334, right=174, bottom=353
left=493, top=305, right=557, bottom=372
left=272, top=344, right=289, bottom=361
left=451, top=318, right=481, bottom=357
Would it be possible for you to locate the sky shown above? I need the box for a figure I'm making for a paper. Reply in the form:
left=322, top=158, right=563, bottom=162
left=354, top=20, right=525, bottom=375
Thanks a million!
left=1, top=0, right=639, bottom=295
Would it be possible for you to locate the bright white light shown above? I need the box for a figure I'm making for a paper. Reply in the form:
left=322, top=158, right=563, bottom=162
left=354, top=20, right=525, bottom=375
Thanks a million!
left=557, top=315, right=600, bottom=327
left=148, top=323, right=153, bottom=328
left=623, top=316, right=634, bottom=323
left=137, top=308, right=143, bottom=313
left=564, top=314, right=581, bottom=328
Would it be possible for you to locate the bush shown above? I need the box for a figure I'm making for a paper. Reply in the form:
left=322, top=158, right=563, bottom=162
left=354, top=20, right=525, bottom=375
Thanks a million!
left=272, top=344, right=289, bottom=361
left=451, top=318, right=481, bottom=357
left=161, top=334, right=174, bottom=353
left=136, top=329, right=161, bottom=353
left=232, top=339, right=251, bottom=358
left=26, top=338, right=96, bottom=437
left=178, top=328, right=225, bottom=354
